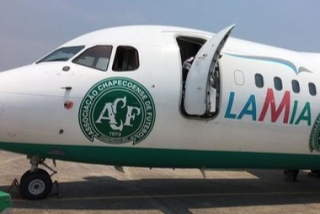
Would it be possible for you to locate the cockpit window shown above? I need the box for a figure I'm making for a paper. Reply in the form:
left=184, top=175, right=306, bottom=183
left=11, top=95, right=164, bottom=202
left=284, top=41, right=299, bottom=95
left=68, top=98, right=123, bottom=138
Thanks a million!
left=112, top=46, right=139, bottom=71
left=37, top=46, right=85, bottom=63
left=73, top=45, right=113, bottom=71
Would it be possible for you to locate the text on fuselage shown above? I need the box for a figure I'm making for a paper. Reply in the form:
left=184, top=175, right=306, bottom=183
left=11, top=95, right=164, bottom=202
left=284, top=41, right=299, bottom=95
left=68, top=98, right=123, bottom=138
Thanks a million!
left=224, top=88, right=311, bottom=125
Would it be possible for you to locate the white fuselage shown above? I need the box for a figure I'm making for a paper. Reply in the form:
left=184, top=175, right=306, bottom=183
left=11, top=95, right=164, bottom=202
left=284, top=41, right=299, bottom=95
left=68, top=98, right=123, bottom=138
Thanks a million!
left=0, top=25, right=319, bottom=169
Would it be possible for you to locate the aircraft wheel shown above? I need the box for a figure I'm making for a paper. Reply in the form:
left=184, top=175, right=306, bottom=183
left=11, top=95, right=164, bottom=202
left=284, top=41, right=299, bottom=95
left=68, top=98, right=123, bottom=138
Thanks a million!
left=20, top=169, right=53, bottom=200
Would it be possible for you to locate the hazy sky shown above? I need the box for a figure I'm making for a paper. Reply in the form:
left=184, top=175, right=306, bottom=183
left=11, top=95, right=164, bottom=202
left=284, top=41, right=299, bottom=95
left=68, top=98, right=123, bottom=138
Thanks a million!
left=0, top=0, right=319, bottom=71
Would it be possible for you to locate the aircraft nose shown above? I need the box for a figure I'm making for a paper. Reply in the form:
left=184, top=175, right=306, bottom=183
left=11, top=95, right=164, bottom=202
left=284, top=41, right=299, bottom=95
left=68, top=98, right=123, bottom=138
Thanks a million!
left=0, top=65, right=46, bottom=95
left=4, top=65, right=28, bottom=85
left=0, top=66, right=72, bottom=150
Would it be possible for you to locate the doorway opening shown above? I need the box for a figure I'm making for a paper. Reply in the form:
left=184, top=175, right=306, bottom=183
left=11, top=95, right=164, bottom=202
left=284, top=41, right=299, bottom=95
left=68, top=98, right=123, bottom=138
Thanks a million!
left=176, top=36, right=221, bottom=118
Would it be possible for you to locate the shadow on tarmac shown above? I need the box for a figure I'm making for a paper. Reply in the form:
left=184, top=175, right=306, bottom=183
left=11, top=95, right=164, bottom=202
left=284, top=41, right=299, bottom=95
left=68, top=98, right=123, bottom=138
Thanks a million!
left=1, top=170, right=320, bottom=213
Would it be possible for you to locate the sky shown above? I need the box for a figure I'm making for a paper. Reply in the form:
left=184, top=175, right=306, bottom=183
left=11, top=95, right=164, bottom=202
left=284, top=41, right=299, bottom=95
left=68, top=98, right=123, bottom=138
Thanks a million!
left=0, top=0, right=320, bottom=71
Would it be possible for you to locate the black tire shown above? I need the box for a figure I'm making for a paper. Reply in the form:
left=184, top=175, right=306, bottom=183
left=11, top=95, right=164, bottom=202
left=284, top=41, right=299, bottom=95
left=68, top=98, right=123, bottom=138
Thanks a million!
left=20, top=169, right=53, bottom=200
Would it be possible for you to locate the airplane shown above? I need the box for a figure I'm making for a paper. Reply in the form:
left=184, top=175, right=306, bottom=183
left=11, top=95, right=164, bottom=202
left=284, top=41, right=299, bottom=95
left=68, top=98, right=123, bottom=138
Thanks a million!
left=0, top=24, right=320, bottom=200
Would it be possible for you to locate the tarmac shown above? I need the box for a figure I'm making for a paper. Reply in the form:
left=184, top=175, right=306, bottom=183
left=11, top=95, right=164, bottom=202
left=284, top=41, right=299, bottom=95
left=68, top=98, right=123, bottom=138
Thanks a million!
left=1, top=150, right=320, bottom=214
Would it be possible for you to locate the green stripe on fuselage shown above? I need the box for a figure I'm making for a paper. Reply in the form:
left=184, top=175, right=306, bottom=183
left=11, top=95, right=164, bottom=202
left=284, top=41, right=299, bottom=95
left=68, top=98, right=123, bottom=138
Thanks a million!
left=0, top=142, right=319, bottom=169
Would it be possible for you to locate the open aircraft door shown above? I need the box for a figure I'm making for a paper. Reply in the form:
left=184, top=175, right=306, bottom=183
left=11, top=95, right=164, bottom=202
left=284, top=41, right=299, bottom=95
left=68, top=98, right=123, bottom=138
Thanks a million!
left=184, top=25, right=235, bottom=116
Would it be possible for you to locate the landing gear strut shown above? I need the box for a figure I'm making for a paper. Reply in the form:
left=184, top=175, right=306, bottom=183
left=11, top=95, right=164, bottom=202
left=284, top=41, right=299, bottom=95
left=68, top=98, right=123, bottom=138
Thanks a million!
left=284, top=169, right=299, bottom=181
left=19, top=156, right=57, bottom=200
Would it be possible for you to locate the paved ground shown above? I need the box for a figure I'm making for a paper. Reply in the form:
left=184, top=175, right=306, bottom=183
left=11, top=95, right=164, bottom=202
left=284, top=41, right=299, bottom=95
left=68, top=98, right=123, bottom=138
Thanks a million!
left=1, top=151, right=320, bottom=214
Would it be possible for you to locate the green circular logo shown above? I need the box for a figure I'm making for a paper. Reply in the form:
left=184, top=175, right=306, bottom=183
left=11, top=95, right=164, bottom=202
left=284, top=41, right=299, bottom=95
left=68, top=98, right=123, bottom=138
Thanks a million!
left=79, top=77, right=156, bottom=145
left=309, top=113, right=320, bottom=153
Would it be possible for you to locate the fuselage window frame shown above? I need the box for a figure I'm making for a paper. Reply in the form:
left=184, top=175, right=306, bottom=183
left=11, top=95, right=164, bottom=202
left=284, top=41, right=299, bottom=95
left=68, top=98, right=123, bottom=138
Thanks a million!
left=37, top=46, right=85, bottom=64
left=291, top=80, right=300, bottom=93
left=309, top=82, right=317, bottom=96
left=72, top=45, right=113, bottom=71
left=254, top=73, right=264, bottom=88
left=274, top=77, right=283, bottom=91
left=112, top=46, right=140, bottom=72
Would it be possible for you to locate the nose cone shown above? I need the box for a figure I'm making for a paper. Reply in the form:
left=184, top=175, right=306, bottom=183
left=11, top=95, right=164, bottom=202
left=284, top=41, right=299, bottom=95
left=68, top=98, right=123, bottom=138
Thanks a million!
left=0, top=63, right=65, bottom=145
left=0, top=65, right=35, bottom=93
left=0, top=63, right=67, bottom=96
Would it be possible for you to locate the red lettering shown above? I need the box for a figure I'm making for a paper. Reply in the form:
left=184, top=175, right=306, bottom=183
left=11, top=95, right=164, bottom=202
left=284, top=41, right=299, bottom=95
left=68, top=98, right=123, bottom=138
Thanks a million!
left=258, top=88, right=290, bottom=123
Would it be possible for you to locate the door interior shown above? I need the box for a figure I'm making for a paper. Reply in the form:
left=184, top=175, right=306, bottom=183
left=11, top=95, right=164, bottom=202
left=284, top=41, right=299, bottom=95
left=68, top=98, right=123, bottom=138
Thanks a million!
left=183, top=25, right=235, bottom=117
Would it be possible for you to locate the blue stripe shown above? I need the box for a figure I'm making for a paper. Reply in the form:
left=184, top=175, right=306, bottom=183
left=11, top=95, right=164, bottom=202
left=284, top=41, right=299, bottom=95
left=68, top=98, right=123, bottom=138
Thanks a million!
left=224, top=53, right=311, bottom=75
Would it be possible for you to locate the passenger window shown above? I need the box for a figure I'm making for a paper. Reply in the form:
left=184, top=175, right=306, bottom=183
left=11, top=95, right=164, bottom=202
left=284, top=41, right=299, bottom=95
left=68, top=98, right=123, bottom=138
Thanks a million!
left=309, top=83, right=317, bottom=96
left=255, top=73, right=264, bottom=88
left=292, top=80, right=300, bottom=93
left=234, top=70, right=244, bottom=86
left=112, top=46, right=139, bottom=71
left=274, top=77, right=282, bottom=91
left=73, top=46, right=112, bottom=71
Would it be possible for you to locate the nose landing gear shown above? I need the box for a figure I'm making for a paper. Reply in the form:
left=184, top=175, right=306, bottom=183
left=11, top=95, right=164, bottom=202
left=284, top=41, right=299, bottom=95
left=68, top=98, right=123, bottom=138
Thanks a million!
left=18, top=156, right=58, bottom=200
left=20, top=168, right=53, bottom=200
